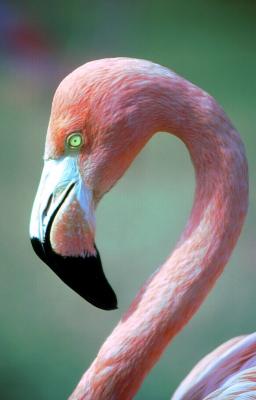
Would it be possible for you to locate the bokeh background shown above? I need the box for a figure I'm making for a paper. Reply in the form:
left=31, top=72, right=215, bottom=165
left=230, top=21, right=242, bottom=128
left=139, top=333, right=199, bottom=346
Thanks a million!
left=1, top=1, right=255, bottom=399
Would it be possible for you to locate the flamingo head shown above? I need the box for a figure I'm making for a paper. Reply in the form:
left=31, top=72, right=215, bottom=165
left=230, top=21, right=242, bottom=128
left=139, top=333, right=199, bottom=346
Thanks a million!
left=30, top=58, right=160, bottom=310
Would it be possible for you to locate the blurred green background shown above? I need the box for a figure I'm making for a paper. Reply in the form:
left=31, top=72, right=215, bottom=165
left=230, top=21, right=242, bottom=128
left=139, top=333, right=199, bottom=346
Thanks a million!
left=1, top=1, right=255, bottom=399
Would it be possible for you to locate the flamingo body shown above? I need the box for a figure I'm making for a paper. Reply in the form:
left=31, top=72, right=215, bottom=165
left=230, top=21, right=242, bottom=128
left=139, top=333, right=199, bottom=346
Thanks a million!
left=29, top=58, right=251, bottom=399
left=173, top=333, right=256, bottom=399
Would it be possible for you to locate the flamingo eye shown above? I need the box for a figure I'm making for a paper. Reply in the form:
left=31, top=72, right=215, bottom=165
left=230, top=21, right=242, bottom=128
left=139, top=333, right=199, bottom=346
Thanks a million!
left=66, top=132, right=83, bottom=150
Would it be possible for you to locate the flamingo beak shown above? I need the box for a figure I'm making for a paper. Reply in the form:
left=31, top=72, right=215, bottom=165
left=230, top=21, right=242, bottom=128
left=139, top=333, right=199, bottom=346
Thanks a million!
left=29, top=156, right=117, bottom=310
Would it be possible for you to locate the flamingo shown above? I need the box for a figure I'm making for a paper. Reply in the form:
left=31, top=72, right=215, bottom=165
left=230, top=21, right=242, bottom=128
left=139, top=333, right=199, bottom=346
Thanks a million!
left=30, top=58, right=253, bottom=399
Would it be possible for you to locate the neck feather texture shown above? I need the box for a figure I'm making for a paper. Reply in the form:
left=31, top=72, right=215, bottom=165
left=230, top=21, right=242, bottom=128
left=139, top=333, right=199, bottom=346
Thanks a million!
left=70, top=70, right=248, bottom=400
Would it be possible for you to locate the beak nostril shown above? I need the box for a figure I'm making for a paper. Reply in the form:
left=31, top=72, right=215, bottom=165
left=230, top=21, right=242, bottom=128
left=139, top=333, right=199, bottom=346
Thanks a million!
left=53, top=185, right=66, bottom=201
left=42, top=194, right=53, bottom=220
left=42, top=184, right=73, bottom=223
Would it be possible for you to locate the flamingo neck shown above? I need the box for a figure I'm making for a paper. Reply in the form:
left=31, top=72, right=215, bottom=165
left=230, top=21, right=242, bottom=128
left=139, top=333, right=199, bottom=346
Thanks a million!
left=70, top=73, right=248, bottom=400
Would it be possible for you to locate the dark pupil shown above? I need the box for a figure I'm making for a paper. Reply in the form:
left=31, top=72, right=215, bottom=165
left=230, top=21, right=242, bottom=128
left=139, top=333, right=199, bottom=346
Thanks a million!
left=71, top=137, right=79, bottom=146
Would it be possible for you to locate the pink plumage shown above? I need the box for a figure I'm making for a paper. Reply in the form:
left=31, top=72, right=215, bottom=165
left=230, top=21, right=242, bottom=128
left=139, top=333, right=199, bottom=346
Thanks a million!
left=30, top=58, right=252, bottom=399
left=173, top=333, right=256, bottom=399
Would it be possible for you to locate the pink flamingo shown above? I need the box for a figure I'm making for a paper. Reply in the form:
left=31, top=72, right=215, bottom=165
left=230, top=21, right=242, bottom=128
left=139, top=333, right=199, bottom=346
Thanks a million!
left=30, top=58, right=254, bottom=399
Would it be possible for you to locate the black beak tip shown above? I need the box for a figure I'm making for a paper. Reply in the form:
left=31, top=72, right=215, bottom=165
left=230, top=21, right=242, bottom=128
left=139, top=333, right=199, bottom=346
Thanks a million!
left=92, top=292, right=118, bottom=311
left=30, top=237, right=118, bottom=311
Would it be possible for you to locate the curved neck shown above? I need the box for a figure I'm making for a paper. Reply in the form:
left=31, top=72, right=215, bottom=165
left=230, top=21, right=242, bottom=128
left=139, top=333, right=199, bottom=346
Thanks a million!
left=70, top=74, right=248, bottom=400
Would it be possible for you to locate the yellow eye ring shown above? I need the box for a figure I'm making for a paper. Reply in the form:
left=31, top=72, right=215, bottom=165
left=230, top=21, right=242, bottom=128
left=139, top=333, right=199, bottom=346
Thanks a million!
left=66, top=132, right=84, bottom=150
